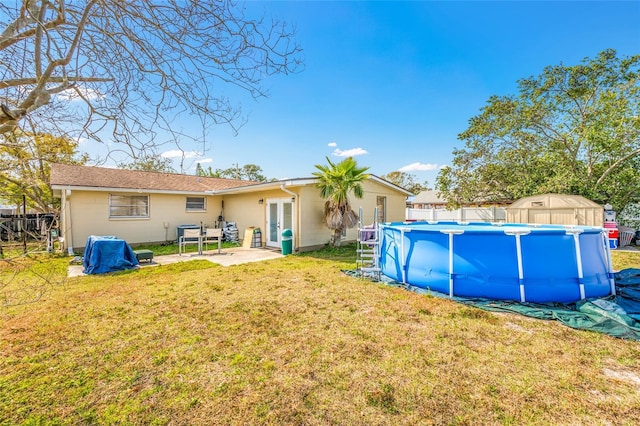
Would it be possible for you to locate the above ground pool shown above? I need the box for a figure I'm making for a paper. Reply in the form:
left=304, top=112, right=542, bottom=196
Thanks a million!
left=378, top=222, right=615, bottom=303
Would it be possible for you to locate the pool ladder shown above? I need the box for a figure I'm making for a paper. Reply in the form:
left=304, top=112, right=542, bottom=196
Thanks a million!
left=356, top=207, right=381, bottom=281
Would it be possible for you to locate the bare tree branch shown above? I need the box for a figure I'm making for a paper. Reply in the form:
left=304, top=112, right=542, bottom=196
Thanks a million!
left=1, top=0, right=302, bottom=157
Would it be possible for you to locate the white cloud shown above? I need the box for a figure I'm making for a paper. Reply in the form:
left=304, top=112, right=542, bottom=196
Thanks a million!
left=197, top=158, right=213, bottom=164
left=332, top=147, right=368, bottom=157
left=398, top=162, right=439, bottom=172
left=327, top=142, right=337, bottom=147
left=161, top=150, right=201, bottom=159
left=56, top=86, right=104, bottom=102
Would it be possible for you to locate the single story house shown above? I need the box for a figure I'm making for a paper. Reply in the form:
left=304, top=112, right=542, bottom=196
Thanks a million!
left=50, top=163, right=411, bottom=254
left=407, top=190, right=448, bottom=209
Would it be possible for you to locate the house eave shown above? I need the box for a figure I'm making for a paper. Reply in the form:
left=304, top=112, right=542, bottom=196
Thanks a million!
left=50, top=184, right=220, bottom=196
left=51, top=175, right=412, bottom=197
left=369, top=175, right=414, bottom=196
left=211, top=178, right=317, bottom=195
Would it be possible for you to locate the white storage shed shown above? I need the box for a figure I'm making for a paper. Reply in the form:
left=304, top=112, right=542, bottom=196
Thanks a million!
left=506, top=194, right=603, bottom=227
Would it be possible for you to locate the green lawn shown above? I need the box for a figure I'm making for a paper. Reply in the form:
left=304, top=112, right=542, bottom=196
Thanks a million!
left=0, top=248, right=639, bottom=425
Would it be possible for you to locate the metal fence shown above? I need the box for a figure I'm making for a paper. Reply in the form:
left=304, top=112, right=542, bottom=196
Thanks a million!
left=0, top=213, right=59, bottom=253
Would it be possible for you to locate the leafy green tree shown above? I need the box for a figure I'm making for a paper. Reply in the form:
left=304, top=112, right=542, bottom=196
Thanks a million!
left=195, top=163, right=267, bottom=181
left=239, top=164, right=268, bottom=182
left=118, top=155, right=176, bottom=173
left=195, top=164, right=219, bottom=177
left=312, top=157, right=370, bottom=246
left=381, top=171, right=429, bottom=194
left=0, top=130, right=87, bottom=212
left=618, top=203, right=640, bottom=230
left=436, top=49, right=640, bottom=210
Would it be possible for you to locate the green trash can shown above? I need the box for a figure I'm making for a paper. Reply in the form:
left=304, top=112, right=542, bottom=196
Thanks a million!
left=281, top=229, right=293, bottom=255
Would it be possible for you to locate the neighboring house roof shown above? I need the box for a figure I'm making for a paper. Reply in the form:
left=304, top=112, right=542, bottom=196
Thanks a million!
left=50, top=163, right=254, bottom=194
left=411, top=190, right=447, bottom=205
left=49, top=163, right=413, bottom=196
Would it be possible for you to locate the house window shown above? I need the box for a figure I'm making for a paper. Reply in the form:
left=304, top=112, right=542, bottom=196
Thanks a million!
left=109, top=194, right=149, bottom=218
left=377, top=196, right=387, bottom=223
left=186, top=196, right=206, bottom=212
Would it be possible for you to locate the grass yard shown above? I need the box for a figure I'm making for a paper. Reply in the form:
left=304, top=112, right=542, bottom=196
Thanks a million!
left=0, top=248, right=639, bottom=425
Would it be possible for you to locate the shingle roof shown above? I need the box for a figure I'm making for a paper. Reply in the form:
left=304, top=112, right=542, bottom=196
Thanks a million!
left=411, top=190, right=447, bottom=205
left=49, top=163, right=255, bottom=193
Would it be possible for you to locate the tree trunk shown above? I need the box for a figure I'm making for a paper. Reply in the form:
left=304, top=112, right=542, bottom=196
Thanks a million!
left=332, top=228, right=342, bottom=247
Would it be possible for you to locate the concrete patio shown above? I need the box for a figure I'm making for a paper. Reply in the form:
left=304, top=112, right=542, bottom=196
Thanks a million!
left=68, top=246, right=284, bottom=277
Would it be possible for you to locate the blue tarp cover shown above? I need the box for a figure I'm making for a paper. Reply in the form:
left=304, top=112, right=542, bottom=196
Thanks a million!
left=83, top=235, right=139, bottom=274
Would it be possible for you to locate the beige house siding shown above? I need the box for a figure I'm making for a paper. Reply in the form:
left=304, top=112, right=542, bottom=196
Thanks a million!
left=297, top=179, right=408, bottom=250
left=63, top=190, right=222, bottom=250
left=60, top=181, right=408, bottom=253
left=222, top=191, right=265, bottom=242
left=222, top=188, right=301, bottom=247
left=51, top=164, right=411, bottom=253
left=299, top=185, right=330, bottom=249
left=356, top=179, right=407, bottom=224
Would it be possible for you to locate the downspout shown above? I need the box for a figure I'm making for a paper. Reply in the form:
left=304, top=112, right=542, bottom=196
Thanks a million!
left=61, top=188, right=74, bottom=255
left=280, top=183, right=299, bottom=252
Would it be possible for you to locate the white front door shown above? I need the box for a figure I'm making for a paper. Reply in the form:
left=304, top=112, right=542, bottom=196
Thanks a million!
left=266, top=198, right=294, bottom=248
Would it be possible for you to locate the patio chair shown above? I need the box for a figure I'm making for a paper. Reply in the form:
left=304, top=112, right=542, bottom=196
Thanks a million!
left=179, top=228, right=202, bottom=256
left=203, top=228, right=223, bottom=254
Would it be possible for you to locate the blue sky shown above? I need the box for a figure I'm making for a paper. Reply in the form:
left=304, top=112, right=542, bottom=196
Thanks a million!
left=138, top=1, right=639, bottom=184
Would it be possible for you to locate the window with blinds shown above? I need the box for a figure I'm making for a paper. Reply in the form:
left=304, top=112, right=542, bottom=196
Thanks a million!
left=109, top=194, right=149, bottom=218
left=186, top=196, right=206, bottom=212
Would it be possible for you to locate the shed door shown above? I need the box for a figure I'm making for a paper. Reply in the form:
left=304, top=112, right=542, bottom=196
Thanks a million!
left=528, top=209, right=551, bottom=224
left=529, top=209, right=575, bottom=225
left=550, top=209, right=576, bottom=225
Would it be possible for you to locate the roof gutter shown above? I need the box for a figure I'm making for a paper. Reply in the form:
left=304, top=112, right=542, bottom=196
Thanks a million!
left=368, top=175, right=414, bottom=196
left=211, top=178, right=317, bottom=196
left=51, top=185, right=215, bottom=196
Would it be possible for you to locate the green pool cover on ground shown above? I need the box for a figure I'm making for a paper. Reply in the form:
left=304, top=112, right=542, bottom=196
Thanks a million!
left=346, top=268, right=640, bottom=341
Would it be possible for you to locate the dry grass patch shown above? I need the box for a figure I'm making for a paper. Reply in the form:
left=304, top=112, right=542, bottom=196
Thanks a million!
left=0, top=250, right=639, bottom=424
left=1, top=254, right=68, bottom=306
left=611, top=249, right=640, bottom=270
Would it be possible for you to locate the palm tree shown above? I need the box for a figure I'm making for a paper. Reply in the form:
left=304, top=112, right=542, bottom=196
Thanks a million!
left=312, top=156, right=370, bottom=246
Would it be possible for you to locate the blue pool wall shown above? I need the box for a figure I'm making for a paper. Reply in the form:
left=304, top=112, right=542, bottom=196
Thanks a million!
left=379, top=222, right=613, bottom=303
